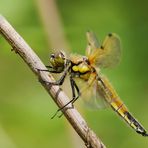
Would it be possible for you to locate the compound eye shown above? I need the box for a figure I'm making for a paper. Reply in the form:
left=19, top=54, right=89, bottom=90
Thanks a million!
left=50, top=54, right=55, bottom=58
left=59, top=51, right=65, bottom=59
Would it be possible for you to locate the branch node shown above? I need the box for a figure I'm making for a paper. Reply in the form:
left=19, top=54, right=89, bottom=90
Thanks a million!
left=11, top=47, right=18, bottom=54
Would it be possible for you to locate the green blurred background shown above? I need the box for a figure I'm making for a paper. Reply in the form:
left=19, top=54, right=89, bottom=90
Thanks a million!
left=0, top=0, right=148, bottom=147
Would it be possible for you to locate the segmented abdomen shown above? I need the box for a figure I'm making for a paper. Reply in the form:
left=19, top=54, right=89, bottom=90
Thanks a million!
left=99, top=75, right=148, bottom=136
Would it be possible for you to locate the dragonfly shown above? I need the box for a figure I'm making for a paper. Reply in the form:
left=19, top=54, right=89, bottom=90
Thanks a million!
left=39, top=31, right=148, bottom=136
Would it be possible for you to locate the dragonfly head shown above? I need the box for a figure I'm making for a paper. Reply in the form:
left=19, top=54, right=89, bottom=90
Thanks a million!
left=49, top=51, right=66, bottom=71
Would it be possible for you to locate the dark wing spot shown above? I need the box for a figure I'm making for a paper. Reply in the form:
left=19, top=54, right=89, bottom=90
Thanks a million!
left=108, top=33, right=113, bottom=37
left=100, top=46, right=104, bottom=50
left=87, top=30, right=91, bottom=33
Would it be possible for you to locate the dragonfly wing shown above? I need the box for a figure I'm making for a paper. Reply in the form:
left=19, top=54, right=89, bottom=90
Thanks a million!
left=75, top=77, right=109, bottom=109
left=86, top=31, right=122, bottom=68
left=96, top=33, right=122, bottom=68
left=86, top=31, right=100, bottom=57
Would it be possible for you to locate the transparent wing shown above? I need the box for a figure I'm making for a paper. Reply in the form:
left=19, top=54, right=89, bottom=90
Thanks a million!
left=86, top=31, right=122, bottom=68
left=74, top=77, right=109, bottom=109
left=85, top=31, right=100, bottom=57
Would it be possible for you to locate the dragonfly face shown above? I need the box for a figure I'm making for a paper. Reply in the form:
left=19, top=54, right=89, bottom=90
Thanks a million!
left=49, top=51, right=66, bottom=73
left=44, top=31, right=148, bottom=137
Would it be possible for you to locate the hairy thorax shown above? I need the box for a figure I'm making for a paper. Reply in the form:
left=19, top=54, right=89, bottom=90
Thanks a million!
left=70, top=54, right=93, bottom=81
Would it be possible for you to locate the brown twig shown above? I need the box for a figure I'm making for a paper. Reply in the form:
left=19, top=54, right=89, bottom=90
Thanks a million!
left=0, top=15, right=106, bottom=148
left=36, top=1, right=84, bottom=147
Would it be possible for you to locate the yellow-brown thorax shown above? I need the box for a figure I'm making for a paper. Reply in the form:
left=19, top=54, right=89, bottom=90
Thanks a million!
left=70, top=55, right=93, bottom=80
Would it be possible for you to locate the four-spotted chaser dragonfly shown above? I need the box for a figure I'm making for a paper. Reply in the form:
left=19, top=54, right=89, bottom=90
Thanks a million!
left=39, top=31, right=148, bottom=136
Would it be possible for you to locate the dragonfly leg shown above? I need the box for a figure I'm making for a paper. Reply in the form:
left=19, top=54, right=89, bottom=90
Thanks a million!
left=36, top=67, right=61, bottom=73
left=46, top=65, right=52, bottom=68
left=70, top=76, right=80, bottom=104
left=49, top=70, right=68, bottom=86
left=51, top=77, right=80, bottom=119
left=37, top=65, right=70, bottom=85
left=57, top=77, right=80, bottom=117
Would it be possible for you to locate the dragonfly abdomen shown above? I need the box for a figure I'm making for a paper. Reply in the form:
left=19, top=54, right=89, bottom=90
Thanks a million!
left=110, top=99, right=148, bottom=136
left=100, top=75, right=148, bottom=136
left=124, top=111, right=148, bottom=136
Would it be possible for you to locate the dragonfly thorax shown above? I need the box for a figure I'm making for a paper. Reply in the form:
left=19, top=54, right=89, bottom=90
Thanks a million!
left=72, top=62, right=90, bottom=73
left=70, top=55, right=93, bottom=80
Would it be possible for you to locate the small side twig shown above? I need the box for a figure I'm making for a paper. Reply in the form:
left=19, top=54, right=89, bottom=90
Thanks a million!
left=0, top=15, right=106, bottom=148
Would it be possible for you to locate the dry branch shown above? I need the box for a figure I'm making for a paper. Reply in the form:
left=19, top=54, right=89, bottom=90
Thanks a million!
left=0, top=15, right=106, bottom=148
